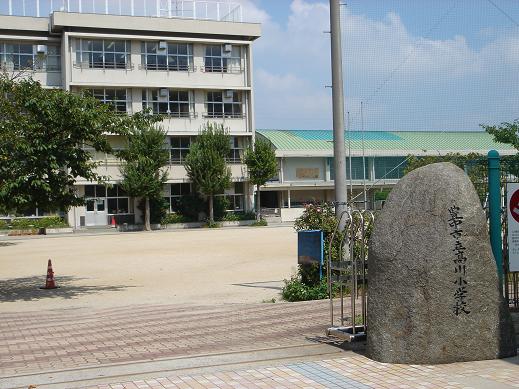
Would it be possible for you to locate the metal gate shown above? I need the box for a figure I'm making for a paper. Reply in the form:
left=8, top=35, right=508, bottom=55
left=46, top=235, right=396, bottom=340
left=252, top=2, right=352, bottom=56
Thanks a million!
left=326, top=209, right=374, bottom=341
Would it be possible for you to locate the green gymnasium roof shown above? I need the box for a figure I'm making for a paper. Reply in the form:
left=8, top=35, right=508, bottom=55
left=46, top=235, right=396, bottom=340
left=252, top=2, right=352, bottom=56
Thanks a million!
left=256, top=130, right=516, bottom=157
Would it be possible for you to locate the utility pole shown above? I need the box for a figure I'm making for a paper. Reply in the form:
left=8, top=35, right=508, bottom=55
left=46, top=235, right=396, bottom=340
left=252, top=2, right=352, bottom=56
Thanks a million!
left=330, top=0, right=348, bottom=224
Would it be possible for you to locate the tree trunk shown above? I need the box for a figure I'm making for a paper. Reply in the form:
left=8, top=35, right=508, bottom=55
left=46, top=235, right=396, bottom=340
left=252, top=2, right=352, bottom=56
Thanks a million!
left=256, top=184, right=261, bottom=221
left=144, top=196, right=151, bottom=231
left=209, top=195, right=214, bottom=223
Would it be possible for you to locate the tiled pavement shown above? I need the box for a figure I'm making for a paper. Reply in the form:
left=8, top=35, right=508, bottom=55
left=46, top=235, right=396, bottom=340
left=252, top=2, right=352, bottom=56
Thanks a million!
left=1, top=301, right=518, bottom=389
left=0, top=301, right=331, bottom=377
left=82, top=354, right=519, bottom=389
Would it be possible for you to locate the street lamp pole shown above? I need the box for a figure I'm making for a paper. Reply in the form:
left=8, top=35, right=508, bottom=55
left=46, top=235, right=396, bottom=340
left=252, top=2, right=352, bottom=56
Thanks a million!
left=330, top=0, right=348, bottom=224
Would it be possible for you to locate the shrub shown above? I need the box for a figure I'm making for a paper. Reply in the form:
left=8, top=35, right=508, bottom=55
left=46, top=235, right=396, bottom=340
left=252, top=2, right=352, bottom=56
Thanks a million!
left=221, top=211, right=256, bottom=222
left=0, top=219, right=8, bottom=229
left=161, top=213, right=188, bottom=224
left=206, top=220, right=220, bottom=228
left=281, top=276, right=329, bottom=302
left=294, top=202, right=345, bottom=286
left=252, top=219, right=268, bottom=227
left=8, top=216, right=68, bottom=229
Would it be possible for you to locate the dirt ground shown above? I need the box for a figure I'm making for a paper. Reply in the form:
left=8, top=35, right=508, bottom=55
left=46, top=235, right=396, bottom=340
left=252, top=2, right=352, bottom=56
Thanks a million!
left=0, top=226, right=298, bottom=312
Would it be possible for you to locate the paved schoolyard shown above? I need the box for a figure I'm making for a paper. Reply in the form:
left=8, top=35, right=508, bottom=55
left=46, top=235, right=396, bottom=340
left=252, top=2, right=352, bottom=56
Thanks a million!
left=0, top=226, right=298, bottom=312
left=1, top=227, right=518, bottom=388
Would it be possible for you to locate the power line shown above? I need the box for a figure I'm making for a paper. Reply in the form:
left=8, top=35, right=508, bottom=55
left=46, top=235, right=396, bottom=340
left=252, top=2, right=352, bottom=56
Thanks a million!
left=341, top=0, right=459, bottom=128
left=486, top=0, right=519, bottom=27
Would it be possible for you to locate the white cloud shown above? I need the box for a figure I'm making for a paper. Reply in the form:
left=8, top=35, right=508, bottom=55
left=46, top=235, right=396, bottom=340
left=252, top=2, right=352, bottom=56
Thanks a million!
left=247, top=1, right=519, bottom=131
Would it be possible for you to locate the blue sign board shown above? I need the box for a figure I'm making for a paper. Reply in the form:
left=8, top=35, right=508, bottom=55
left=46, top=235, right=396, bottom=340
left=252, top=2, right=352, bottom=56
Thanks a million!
left=298, top=230, right=324, bottom=279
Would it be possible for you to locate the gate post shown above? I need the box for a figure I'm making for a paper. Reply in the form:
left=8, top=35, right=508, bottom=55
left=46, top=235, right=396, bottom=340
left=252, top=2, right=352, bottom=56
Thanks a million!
left=488, top=149, right=504, bottom=289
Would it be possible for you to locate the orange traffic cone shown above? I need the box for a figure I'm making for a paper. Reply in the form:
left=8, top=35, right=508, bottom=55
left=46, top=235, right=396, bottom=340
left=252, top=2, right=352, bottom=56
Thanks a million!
left=40, top=259, right=58, bottom=289
left=111, top=216, right=116, bottom=228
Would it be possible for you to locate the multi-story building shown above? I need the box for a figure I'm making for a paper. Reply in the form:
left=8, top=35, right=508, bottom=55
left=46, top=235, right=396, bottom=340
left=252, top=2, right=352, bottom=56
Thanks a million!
left=257, top=129, right=517, bottom=222
left=0, top=0, right=261, bottom=227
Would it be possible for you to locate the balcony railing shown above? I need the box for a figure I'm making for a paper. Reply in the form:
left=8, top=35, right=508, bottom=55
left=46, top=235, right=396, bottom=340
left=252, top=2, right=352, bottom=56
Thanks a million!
left=73, top=61, right=134, bottom=70
left=203, top=112, right=245, bottom=119
left=1, top=0, right=242, bottom=22
left=138, top=63, right=196, bottom=72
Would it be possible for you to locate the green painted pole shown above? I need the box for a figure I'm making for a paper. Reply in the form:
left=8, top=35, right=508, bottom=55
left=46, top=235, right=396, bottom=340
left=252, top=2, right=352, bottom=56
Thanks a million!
left=488, top=150, right=504, bottom=289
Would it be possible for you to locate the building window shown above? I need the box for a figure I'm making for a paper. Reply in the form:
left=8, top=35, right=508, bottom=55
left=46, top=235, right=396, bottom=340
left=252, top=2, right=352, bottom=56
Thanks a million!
left=141, top=41, right=193, bottom=71
left=205, top=91, right=243, bottom=119
left=76, top=39, right=131, bottom=69
left=228, top=137, right=244, bottom=163
left=204, top=44, right=241, bottom=73
left=218, top=182, right=245, bottom=212
left=170, top=137, right=191, bottom=164
left=165, top=183, right=192, bottom=213
left=84, top=184, right=131, bottom=214
left=142, top=89, right=194, bottom=117
left=0, top=42, right=60, bottom=71
left=106, top=185, right=131, bottom=214
left=85, top=88, right=130, bottom=113
left=374, top=157, right=406, bottom=180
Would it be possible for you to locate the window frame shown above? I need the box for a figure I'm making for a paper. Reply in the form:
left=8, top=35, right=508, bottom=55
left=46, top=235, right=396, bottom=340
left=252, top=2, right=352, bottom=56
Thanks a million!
left=170, top=136, right=192, bottom=164
left=205, top=90, right=244, bottom=119
left=85, top=88, right=130, bottom=114
left=0, top=42, right=61, bottom=72
left=140, top=41, right=194, bottom=72
left=142, top=89, right=195, bottom=118
left=75, top=39, right=132, bottom=70
left=204, top=44, right=242, bottom=73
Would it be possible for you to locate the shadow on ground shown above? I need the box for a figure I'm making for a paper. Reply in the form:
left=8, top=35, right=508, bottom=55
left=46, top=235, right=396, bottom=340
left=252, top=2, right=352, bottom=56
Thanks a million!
left=0, top=275, right=135, bottom=302
left=0, top=242, right=17, bottom=247
left=231, top=280, right=283, bottom=291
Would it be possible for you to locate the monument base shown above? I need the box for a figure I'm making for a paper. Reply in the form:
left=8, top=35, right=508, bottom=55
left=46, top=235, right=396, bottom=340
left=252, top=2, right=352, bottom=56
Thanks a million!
left=326, top=326, right=366, bottom=342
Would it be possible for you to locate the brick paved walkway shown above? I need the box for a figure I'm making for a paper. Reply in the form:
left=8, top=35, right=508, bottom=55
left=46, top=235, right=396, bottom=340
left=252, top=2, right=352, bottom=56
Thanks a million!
left=1, top=301, right=518, bottom=389
left=0, top=301, right=330, bottom=377
left=80, top=354, right=519, bottom=389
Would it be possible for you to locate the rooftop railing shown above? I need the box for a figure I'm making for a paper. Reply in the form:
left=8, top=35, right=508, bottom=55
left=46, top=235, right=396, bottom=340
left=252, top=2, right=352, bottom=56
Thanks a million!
left=0, top=0, right=242, bottom=22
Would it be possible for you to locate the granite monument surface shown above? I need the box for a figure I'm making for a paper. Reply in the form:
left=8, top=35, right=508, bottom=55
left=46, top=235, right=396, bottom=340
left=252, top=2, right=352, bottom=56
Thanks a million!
left=367, top=162, right=517, bottom=364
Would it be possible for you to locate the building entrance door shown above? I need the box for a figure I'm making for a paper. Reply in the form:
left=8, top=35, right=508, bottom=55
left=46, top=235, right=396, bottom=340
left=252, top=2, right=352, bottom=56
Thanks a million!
left=85, top=198, right=108, bottom=227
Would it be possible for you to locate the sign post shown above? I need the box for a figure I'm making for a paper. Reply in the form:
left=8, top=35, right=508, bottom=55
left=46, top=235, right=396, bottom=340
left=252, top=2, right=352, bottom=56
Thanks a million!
left=506, top=183, right=519, bottom=272
left=297, top=230, right=324, bottom=279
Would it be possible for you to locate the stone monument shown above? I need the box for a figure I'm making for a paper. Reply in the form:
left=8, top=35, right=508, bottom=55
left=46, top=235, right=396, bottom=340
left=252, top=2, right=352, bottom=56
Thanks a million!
left=367, top=162, right=517, bottom=364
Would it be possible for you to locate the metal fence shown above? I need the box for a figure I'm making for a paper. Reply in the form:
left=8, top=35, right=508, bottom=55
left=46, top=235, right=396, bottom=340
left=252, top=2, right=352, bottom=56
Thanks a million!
left=464, top=155, right=519, bottom=308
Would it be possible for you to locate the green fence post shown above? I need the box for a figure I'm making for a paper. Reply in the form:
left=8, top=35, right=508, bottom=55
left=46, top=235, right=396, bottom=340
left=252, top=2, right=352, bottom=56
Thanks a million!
left=488, top=149, right=504, bottom=289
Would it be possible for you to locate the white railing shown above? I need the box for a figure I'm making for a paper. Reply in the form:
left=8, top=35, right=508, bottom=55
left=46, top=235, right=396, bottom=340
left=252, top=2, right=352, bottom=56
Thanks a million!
left=0, top=0, right=242, bottom=22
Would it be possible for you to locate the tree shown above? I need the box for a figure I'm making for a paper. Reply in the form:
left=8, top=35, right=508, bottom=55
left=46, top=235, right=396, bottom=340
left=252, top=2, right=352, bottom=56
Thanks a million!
left=0, top=76, right=130, bottom=214
left=244, top=138, right=278, bottom=221
left=184, top=123, right=231, bottom=223
left=119, top=111, right=169, bottom=231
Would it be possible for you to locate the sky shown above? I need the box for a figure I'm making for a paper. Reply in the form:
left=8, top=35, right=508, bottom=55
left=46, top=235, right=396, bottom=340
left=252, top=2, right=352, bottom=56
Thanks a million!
left=236, top=0, right=519, bottom=132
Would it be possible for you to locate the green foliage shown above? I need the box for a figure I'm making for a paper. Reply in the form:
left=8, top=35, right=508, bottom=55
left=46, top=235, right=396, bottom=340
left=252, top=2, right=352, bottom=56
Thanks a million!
left=137, top=197, right=168, bottom=225
left=244, top=138, right=278, bottom=186
left=177, top=194, right=205, bottom=221
left=0, top=76, right=131, bottom=213
left=252, top=219, right=268, bottom=227
left=294, top=202, right=344, bottom=286
left=281, top=276, right=329, bottom=302
left=119, top=111, right=168, bottom=199
left=119, top=111, right=168, bottom=230
left=221, top=212, right=256, bottom=221
left=162, top=213, right=188, bottom=224
left=206, top=220, right=221, bottom=228
left=184, top=123, right=232, bottom=222
left=1, top=216, right=68, bottom=230
left=483, top=120, right=519, bottom=150
left=244, top=138, right=278, bottom=220
left=404, top=152, right=487, bottom=201
left=374, top=189, right=391, bottom=201
left=213, top=196, right=230, bottom=221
